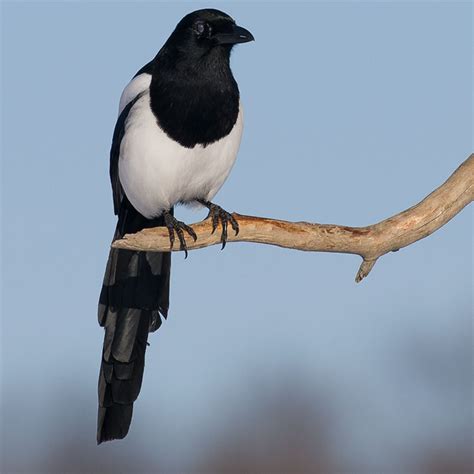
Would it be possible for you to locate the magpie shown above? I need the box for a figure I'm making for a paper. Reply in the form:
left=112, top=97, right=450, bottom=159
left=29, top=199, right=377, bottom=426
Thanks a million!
left=97, top=9, right=254, bottom=444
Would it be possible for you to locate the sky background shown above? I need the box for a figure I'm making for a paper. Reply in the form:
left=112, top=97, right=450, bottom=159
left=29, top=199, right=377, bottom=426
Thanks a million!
left=2, top=1, right=472, bottom=472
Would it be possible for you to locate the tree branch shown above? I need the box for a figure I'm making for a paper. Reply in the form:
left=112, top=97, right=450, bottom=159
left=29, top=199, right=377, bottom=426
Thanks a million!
left=113, top=154, right=474, bottom=282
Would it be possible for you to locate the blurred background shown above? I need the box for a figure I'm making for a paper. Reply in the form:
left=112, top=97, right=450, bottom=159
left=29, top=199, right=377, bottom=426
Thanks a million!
left=2, top=1, right=472, bottom=473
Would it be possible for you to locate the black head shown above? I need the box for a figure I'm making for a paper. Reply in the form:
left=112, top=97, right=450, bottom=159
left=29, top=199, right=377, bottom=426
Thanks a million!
left=166, top=9, right=254, bottom=57
left=150, top=9, right=253, bottom=148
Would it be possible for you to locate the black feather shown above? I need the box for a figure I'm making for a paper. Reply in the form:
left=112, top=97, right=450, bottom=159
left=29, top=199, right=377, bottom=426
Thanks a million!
left=147, top=11, right=241, bottom=149
left=98, top=7, right=252, bottom=443
left=97, top=198, right=171, bottom=444
left=133, top=60, right=154, bottom=78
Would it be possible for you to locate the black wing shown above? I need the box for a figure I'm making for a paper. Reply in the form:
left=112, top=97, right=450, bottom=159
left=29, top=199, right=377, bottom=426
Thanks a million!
left=99, top=83, right=171, bottom=442
left=133, top=59, right=154, bottom=78
left=110, top=93, right=143, bottom=215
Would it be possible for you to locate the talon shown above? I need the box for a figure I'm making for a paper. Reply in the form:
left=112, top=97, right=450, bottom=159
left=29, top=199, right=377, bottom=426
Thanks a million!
left=221, top=218, right=228, bottom=249
left=229, top=215, right=239, bottom=236
left=167, top=229, right=175, bottom=249
left=211, top=209, right=219, bottom=234
left=163, top=210, right=195, bottom=257
left=199, top=200, right=238, bottom=250
left=183, top=224, right=197, bottom=241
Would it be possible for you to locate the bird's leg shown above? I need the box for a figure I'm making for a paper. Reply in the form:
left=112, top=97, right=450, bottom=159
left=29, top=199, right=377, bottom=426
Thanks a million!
left=162, top=210, right=197, bottom=258
left=197, top=200, right=239, bottom=249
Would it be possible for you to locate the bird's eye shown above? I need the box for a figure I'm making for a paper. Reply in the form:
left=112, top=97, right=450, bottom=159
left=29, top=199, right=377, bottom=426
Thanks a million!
left=194, top=21, right=211, bottom=37
left=195, top=21, right=205, bottom=34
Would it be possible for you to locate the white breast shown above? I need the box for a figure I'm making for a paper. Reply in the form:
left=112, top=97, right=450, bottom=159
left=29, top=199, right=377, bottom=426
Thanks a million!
left=118, top=91, right=243, bottom=219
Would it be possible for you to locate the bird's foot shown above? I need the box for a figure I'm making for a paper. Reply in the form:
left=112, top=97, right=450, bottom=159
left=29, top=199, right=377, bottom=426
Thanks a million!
left=163, top=211, right=197, bottom=258
left=198, top=201, right=239, bottom=249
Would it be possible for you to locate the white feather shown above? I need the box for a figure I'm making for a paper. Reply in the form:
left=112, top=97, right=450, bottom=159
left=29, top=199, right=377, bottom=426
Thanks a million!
left=118, top=73, right=152, bottom=115
left=118, top=90, right=243, bottom=218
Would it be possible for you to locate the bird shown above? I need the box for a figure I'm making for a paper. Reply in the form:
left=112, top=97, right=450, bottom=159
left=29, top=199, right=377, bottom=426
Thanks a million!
left=97, top=9, right=254, bottom=444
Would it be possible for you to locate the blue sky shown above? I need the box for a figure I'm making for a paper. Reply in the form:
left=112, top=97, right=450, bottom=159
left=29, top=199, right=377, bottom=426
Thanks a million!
left=2, top=1, right=472, bottom=472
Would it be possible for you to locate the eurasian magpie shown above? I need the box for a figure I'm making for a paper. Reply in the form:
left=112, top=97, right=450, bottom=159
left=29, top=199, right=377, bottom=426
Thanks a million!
left=97, top=9, right=254, bottom=443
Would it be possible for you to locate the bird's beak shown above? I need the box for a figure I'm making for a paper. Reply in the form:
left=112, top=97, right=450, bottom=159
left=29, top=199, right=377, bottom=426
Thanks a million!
left=214, top=24, right=255, bottom=45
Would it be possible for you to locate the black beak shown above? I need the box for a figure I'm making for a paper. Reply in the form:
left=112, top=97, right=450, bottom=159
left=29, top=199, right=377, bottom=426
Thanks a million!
left=214, top=24, right=255, bottom=45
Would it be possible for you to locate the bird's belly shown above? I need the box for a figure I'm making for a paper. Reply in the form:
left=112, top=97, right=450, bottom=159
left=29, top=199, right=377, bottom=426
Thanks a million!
left=119, top=94, right=243, bottom=218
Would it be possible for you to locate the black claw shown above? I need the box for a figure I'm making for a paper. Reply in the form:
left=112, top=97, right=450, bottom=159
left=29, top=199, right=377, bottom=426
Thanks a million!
left=163, top=211, right=196, bottom=258
left=181, top=243, right=189, bottom=259
left=221, top=218, right=228, bottom=250
left=199, top=201, right=238, bottom=250
left=229, top=215, right=239, bottom=236
left=182, top=223, right=198, bottom=241
left=211, top=212, right=219, bottom=234
left=167, top=228, right=175, bottom=250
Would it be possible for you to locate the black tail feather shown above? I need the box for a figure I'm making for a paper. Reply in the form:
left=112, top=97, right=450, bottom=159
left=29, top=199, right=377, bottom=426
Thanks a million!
left=97, top=198, right=171, bottom=444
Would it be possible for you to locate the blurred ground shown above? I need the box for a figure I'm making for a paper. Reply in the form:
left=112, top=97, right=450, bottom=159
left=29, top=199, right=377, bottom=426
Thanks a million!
left=8, top=375, right=472, bottom=473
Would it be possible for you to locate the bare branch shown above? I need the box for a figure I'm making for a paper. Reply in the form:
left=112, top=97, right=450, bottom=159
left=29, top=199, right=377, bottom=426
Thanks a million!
left=113, top=154, right=474, bottom=282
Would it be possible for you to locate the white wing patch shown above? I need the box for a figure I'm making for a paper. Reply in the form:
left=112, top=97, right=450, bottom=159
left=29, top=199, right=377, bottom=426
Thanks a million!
left=118, top=73, right=152, bottom=115
left=118, top=91, right=244, bottom=219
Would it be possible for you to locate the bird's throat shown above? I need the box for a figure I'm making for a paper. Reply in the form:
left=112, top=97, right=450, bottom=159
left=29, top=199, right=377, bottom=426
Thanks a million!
left=149, top=50, right=240, bottom=149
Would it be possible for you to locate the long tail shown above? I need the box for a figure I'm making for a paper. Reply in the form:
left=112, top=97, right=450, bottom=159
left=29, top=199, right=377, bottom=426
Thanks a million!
left=97, top=198, right=171, bottom=444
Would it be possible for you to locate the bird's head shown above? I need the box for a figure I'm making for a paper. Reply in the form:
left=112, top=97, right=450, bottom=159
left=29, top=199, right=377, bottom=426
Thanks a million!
left=166, top=9, right=254, bottom=58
